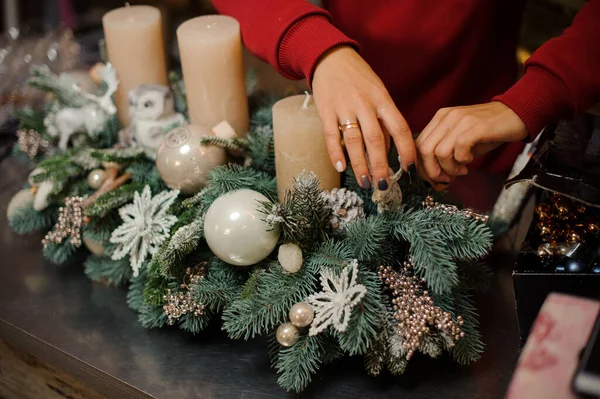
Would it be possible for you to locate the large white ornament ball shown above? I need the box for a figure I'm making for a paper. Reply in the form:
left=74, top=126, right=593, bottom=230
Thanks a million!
left=83, top=237, right=105, bottom=256
left=87, top=169, right=106, bottom=189
left=289, top=302, right=314, bottom=328
left=156, top=124, right=227, bottom=195
left=7, top=189, right=34, bottom=219
left=204, top=189, right=280, bottom=266
left=33, top=180, right=54, bottom=211
left=278, top=243, right=303, bottom=273
left=276, top=322, right=299, bottom=347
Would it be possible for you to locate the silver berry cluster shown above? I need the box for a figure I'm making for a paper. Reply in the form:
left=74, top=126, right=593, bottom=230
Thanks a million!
left=42, top=196, right=86, bottom=248
left=321, top=188, right=365, bottom=231
left=163, top=265, right=206, bottom=325
left=378, top=261, right=464, bottom=360
left=422, top=195, right=489, bottom=223
left=17, top=129, right=50, bottom=159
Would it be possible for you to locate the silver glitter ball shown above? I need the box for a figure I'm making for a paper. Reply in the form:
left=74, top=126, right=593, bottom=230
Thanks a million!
left=156, top=124, right=227, bottom=195
left=289, top=302, right=314, bottom=328
left=276, top=322, right=299, bottom=347
left=87, top=169, right=106, bottom=189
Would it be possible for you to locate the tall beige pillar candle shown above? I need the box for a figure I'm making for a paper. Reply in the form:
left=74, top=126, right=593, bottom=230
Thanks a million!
left=177, top=15, right=249, bottom=135
left=273, top=94, right=340, bottom=201
left=102, top=5, right=168, bottom=126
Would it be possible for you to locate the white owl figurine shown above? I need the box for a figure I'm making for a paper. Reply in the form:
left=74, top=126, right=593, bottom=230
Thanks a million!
left=123, top=84, right=186, bottom=158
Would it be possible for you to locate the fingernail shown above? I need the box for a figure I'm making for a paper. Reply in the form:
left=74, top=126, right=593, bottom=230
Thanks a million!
left=335, top=161, right=345, bottom=173
left=377, top=179, right=388, bottom=191
left=423, top=181, right=432, bottom=189
left=439, top=182, right=450, bottom=186
left=407, top=163, right=416, bottom=182
left=360, top=175, right=371, bottom=190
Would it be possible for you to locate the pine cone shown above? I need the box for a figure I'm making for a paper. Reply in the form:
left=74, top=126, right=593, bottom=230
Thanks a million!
left=321, top=188, right=365, bottom=231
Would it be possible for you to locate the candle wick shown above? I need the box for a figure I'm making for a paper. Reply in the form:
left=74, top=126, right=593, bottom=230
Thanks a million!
left=302, top=91, right=312, bottom=108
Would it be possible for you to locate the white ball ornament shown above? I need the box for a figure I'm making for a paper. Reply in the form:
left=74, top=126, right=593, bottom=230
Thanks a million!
left=7, top=189, right=34, bottom=219
left=276, top=322, right=299, bottom=347
left=278, top=243, right=303, bottom=273
left=87, top=169, right=106, bottom=189
left=204, top=189, right=280, bottom=266
left=289, top=302, right=314, bottom=328
left=33, top=180, right=54, bottom=211
left=156, top=124, right=227, bottom=195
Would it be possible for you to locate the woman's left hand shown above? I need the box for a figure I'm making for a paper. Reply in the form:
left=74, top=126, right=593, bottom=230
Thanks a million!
left=415, top=101, right=529, bottom=190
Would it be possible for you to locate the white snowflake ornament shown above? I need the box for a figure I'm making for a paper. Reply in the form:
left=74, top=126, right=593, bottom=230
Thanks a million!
left=110, top=185, right=179, bottom=277
left=307, top=259, right=367, bottom=336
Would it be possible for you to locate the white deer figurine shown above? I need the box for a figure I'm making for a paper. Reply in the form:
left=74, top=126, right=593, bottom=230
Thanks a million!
left=45, top=64, right=119, bottom=150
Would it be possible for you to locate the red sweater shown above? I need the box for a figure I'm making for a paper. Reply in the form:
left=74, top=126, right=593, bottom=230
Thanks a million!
left=213, top=0, right=600, bottom=174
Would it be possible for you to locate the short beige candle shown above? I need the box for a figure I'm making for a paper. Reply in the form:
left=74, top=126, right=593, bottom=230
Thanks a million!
left=177, top=15, right=249, bottom=135
left=273, top=94, right=340, bottom=201
left=102, top=5, right=168, bottom=126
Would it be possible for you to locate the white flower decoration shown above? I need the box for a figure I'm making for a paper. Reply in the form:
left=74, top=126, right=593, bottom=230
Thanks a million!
left=307, top=259, right=367, bottom=336
left=110, top=185, right=179, bottom=277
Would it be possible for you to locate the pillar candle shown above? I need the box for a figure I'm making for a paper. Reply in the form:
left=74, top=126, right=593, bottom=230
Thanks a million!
left=273, top=94, right=340, bottom=201
left=177, top=15, right=249, bottom=135
left=102, top=5, right=168, bottom=126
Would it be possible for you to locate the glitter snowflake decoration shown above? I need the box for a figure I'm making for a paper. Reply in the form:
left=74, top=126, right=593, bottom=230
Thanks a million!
left=110, top=185, right=179, bottom=277
left=307, top=259, right=367, bottom=336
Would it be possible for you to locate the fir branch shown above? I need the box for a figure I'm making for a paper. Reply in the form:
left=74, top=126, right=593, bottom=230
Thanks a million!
left=138, top=302, right=169, bottom=329
left=144, top=274, right=177, bottom=307
left=127, top=269, right=147, bottom=312
left=274, top=171, right=331, bottom=250
left=337, top=266, right=384, bottom=355
left=274, top=334, right=324, bottom=393
left=90, top=147, right=146, bottom=163
left=32, top=154, right=85, bottom=185
left=178, top=312, right=210, bottom=334
left=450, top=288, right=484, bottom=364
left=343, top=168, right=377, bottom=215
left=126, top=161, right=167, bottom=193
left=9, top=204, right=57, bottom=234
left=84, top=183, right=145, bottom=217
left=184, top=164, right=277, bottom=210
left=200, top=135, right=250, bottom=153
left=191, top=258, right=247, bottom=313
left=84, top=255, right=131, bottom=286
left=344, top=216, right=398, bottom=267
left=308, top=240, right=353, bottom=269
left=246, top=125, right=275, bottom=174
left=15, top=107, right=46, bottom=133
left=42, top=240, right=77, bottom=265
left=83, top=212, right=121, bottom=243
left=70, top=151, right=101, bottom=169
left=389, top=207, right=459, bottom=295
left=222, top=260, right=318, bottom=340
left=28, top=65, right=87, bottom=107
left=150, top=214, right=204, bottom=277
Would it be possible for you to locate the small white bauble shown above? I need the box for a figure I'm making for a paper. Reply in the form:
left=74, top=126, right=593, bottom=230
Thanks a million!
left=276, top=322, right=299, bottom=347
left=278, top=243, right=303, bottom=273
left=87, top=169, right=106, bottom=189
left=7, top=189, right=34, bottom=219
left=204, top=189, right=280, bottom=266
left=156, top=124, right=227, bottom=195
left=83, top=237, right=105, bottom=256
left=33, top=180, right=54, bottom=211
left=289, top=302, right=314, bottom=328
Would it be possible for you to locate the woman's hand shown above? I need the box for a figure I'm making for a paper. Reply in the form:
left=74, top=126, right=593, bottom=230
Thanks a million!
left=312, top=46, right=416, bottom=190
left=415, top=102, right=528, bottom=191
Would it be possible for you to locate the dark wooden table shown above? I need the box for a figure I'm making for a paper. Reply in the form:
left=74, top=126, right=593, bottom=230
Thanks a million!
left=0, top=138, right=521, bottom=398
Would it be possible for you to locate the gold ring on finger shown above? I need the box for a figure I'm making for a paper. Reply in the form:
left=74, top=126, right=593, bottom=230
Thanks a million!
left=338, top=120, right=360, bottom=133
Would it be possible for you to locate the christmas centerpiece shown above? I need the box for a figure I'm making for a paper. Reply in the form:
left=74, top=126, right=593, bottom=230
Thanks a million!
left=6, top=7, right=494, bottom=393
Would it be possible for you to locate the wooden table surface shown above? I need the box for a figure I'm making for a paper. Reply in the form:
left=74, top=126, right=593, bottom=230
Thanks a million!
left=0, top=137, right=522, bottom=398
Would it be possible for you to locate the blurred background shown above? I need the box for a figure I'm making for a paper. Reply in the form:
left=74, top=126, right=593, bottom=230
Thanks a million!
left=0, top=0, right=588, bottom=135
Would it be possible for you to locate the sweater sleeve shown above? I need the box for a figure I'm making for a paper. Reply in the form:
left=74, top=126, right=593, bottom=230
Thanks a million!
left=494, top=0, right=600, bottom=140
left=212, top=0, right=358, bottom=83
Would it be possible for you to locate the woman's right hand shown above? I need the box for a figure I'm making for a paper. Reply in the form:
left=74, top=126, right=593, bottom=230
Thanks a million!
left=312, top=46, right=416, bottom=190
